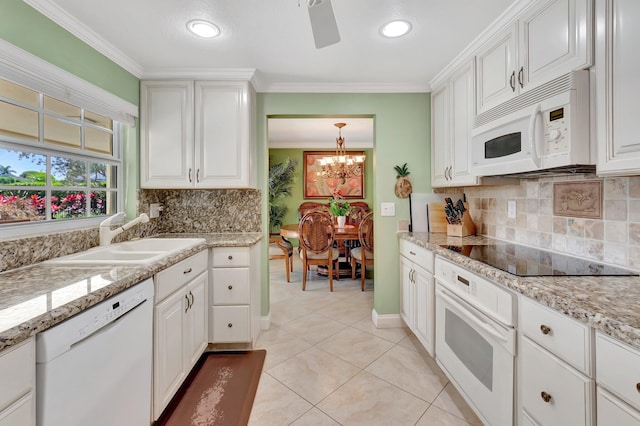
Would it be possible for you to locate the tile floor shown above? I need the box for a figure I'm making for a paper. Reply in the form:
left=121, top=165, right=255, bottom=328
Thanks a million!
left=248, top=255, right=482, bottom=426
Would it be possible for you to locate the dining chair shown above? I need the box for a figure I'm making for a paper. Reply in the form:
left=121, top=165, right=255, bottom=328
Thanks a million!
left=298, top=211, right=340, bottom=291
left=350, top=211, right=373, bottom=291
left=268, top=234, right=294, bottom=282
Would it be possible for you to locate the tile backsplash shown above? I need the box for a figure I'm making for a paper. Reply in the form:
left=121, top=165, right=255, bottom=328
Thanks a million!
left=0, top=188, right=261, bottom=272
left=465, top=175, right=640, bottom=270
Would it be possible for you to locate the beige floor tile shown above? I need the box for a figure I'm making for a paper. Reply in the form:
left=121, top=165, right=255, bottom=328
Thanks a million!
left=397, top=332, right=431, bottom=354
left=352, top=317, right=412, bottom=343
left=290, top=407, right=341, bottom=426
left=267, top=347, right=360, bottom=404
left=316, top=299, right=372, bottom=325
left=280, top=312, right=346, bottom=345
left=432, top=383, right=483, bottom=426
left=248, top=373, right=312, bottom=426
left=316, top=327, right=394, bottom=368
left=269, top=298, right=313, bottom=326
left=317, top=371, right=429, bottom=426
left=416, top=404, right=475, bottom=426
left=365, top=344, right=448, bottom=403
left=253, top=326, right=312, bottom=370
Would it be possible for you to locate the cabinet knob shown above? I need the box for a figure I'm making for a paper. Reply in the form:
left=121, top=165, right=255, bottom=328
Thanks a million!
left=227, top=323, right=233, bottom=328
left=540, top=391, right=552, bottom=403
left=540, top=324, right=551, bottom=335
left=228, top=255, right=233, bottom=260
left=183, top=268, right=192, bottom=274
left=636, top=383, right=640, bottom=393
left=228, top=285, right=233, bottom=290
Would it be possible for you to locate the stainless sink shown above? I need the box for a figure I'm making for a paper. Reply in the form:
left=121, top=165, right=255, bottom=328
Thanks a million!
left=49, top=238, right=206, bottom=265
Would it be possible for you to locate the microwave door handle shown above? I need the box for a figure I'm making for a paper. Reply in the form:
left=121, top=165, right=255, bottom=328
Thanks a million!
left=438, top=287, right=509, bottom=344
left=528, top=104, right=542, bottom=168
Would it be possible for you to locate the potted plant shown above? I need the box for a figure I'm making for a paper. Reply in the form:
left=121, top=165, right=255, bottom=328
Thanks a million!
left=328, top=191, right=352, bottom=228
left=268, top=158, right=298, bottom=234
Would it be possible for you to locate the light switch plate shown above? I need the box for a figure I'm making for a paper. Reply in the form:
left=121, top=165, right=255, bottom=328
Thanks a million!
left=381, top=202, right=395, bottom=217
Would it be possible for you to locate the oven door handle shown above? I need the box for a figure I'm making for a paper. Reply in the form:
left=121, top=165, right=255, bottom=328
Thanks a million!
left=438, top=287, right=511, bottom=346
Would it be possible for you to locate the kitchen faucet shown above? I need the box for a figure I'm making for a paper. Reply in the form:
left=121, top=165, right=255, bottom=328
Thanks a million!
left=99, top=212, right=150, bottom=246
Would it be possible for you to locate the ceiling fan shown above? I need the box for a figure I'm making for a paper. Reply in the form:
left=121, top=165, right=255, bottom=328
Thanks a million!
left=304, top=0, right=341, bottom=48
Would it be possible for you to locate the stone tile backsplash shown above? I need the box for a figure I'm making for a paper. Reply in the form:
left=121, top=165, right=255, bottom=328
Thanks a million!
left=0, top=188, right=261, bottom=272
left=465, top=175, right=640, bottom=270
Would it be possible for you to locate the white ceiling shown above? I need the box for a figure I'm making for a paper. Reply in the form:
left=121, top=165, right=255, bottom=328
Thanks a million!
left=26, top=0, right=517, bottom=92
left=268, top=117, right=374, bottom=148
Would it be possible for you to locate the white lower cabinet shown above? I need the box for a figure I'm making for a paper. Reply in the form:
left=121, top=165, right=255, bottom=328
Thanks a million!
left=597, top=387, right=640, bottom=425
left=0, top=338, right=35, bottom=426
left=153, top=251, right=208, bottom=420
left=210, top=244, right=260, bottom=345
left=399, top=240, right=434, bottom=356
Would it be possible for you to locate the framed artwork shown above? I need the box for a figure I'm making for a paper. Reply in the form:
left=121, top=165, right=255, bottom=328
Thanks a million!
left=303, top=151, right=365, bottom=199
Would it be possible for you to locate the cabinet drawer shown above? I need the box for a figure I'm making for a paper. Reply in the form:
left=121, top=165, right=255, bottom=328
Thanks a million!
left=596, top=332, right=640, bottom=411
left=399, top=240, right=434, bottom=273
left=597, top=387, right=640, bottom=425
left=520, top=337, right=594, bottom=426
left=212, top=247, right=250, bottom=267
left=519, top=296, right=592, bottom=374
left=155, top=250, right=207, bottom=302
left=0, top=393, right=34, bottom=426
left=211, top=306, right=250, bottom=342
left=0, top=338, right=34, bottom=413
left=212, top=268, right=250, bottom=305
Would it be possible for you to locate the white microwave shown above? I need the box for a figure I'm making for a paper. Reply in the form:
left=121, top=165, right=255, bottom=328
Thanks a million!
left=471, top=71, right=592, bottom=176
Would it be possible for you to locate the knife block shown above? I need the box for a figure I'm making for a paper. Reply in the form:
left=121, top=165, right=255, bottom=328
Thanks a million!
left=446, top=211, right=477, bottom=237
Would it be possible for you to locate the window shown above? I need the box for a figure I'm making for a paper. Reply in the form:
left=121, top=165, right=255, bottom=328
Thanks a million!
left=0, top=78, right=121, bottom=226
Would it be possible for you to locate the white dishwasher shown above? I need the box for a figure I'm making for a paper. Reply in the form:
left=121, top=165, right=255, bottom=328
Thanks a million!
left=36, top=278, right=154, bottom=426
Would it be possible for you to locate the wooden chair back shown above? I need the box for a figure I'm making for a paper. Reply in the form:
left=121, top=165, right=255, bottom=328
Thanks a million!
left=298, top=211, right=335, bottom=254
left=358, top=212, right=374, bottom=253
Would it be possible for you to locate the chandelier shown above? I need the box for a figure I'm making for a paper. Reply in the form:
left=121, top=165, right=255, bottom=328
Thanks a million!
left=317, top=123, right=365, bottom=184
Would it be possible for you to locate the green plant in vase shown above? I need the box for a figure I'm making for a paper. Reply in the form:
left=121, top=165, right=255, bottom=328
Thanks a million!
left=328, top=191, right=352, bottom=228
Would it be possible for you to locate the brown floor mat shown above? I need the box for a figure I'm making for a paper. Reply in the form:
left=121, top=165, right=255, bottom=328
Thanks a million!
left=156, top=350, right=266, bottom=426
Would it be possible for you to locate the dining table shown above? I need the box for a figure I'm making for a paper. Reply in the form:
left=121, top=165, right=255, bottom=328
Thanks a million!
left=279, top=223, right=361, bottom=278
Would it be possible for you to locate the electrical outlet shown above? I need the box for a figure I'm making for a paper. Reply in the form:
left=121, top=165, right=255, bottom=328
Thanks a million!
left=507, top=200, right=516, bottom=219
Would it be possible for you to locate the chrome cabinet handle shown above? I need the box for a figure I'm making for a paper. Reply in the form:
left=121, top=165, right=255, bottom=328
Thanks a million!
left=188, top=168, right=192, bottom=183
left=185, top=294, right=190, bottom=313
left=510, top=71, right=516, bottom=92
left=518, top=66, right=524, bottom=88
left=228, top=285, right=233, bottom=290
left=409, top=251, right=416, bottom=256
left=540, top=391, right=552, bottom=403
left=189, top=291, right=194, bottom=307
left=196, top=168, right=200, bottom=183
left=540, top=324, right=551, bottom=335
left=183, top=268, right=192, bottom=274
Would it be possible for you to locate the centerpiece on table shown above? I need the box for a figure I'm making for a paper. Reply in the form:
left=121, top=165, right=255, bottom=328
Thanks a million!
left=328, top=190, right=352, bottom=228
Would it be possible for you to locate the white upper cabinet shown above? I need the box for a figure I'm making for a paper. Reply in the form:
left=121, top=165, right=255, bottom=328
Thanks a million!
left=141, top=80, right=256, bottom=189
left=595, top=0, right=640, bottom=175
left=431, top=60, right=479, bottom=188
left=476, top=0, right=592, bottom=114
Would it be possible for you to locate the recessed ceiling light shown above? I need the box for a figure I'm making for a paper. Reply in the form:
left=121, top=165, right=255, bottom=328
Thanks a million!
left=186, top=20, right=220, bottom=38
left=380, top=20, right=412, bottom=38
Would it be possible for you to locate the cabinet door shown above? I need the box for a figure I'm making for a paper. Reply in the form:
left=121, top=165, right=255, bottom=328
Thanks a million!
left=399, top=256, right=414, bottom=330
left=212, top=306, right=251, bottom=343
left=597, top=387, right=640, bottom=425
left=185, top=272, right=208, bottom=370
left=0, top=394, right=34, bottom=426
left=519, top=0, right=591, bottom=90
left=153, top=289, right=187, bottom=419
left=595, top=0, right=640, bottom=175
left=413, top=265, right=434, bottom=356
left=195, top=81, right=253, bottom=188
left=431, top=84, right=449, bottom=187
left=449, top=60, right=478, bottom=186
left=476, top=24, right=518, bottom=114
left=140, top=81, right=194, bottom=188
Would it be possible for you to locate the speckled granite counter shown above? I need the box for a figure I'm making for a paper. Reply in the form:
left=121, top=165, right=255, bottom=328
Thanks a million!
left=399, top=232, right=640, bottom=351
left=0, top=233, right=262, bottom=351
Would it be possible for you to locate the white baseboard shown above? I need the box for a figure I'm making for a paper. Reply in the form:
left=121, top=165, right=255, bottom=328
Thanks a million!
left=260, top=313, right=271, bottom=330
left=371, top=309, right=404, bottom=328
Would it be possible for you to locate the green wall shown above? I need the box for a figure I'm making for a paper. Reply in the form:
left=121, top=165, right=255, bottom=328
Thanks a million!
left=0, top=1, right=139, bottom=105
left=269, top=147, right=374, bottom=231
left=257, top=93, right=431, bottom=317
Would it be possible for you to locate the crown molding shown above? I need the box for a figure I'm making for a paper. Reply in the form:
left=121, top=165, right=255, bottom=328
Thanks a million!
left=24, top=0, right=144, bottom=78
left=142, top=68, right=257, bottom=81
left=259, top=82, right=430, bottom=93
left=268, top=140, right=373, bottom=149
left=0, top=40, right=137, bottom=123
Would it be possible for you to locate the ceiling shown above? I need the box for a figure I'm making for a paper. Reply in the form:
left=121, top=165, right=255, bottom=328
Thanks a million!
left=26, top=0, right=517, bottom=92
left=268, top=117, right=374, bottom=149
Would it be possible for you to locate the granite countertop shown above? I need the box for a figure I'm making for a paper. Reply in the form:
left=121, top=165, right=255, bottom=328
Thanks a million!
left=0, top=233, right=262, bottom=351
left=400, top=232, right=640, bottom=351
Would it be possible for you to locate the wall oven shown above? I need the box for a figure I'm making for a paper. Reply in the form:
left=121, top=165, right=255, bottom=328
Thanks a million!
left=434, top=257, right=516, bottom=426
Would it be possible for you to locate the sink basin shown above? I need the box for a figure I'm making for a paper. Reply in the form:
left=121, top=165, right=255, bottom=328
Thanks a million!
left=49, top=238, right=206, bottom=265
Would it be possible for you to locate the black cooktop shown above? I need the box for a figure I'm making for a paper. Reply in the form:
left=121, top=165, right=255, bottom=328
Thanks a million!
left=440, top=243, right=638, bottom=277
